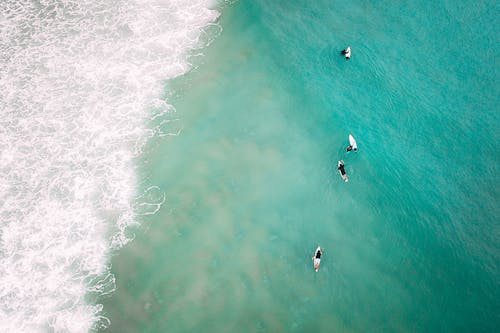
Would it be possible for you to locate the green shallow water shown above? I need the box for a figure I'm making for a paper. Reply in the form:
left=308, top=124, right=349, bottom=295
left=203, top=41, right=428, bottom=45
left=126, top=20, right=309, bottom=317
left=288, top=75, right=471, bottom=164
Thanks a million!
left=100, top=1, right=499, bottom=332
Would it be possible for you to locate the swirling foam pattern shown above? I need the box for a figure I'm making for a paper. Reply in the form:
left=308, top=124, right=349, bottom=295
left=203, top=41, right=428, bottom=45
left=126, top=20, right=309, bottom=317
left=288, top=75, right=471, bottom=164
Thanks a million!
left=0, top=0, right=219, bottom=331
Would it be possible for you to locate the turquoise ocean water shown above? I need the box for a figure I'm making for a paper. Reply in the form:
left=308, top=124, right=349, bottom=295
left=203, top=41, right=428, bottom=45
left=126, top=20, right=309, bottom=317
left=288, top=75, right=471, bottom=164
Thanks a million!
left=101, top=0, right=499, bottom=332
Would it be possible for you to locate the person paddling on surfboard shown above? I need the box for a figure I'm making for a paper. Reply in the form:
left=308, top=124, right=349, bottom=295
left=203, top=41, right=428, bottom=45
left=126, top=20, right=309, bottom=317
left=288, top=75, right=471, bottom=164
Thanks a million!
left=341, top=46, right=351, bottom=60
left=338, top=160, right=348, bottom=182
left=312, top=247, right=323, bottom=272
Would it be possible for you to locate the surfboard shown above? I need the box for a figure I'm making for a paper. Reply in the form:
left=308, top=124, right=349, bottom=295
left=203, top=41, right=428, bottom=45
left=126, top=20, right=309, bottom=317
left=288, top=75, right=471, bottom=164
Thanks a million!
left=338, top=160, right=348, bottom=182
left=312, top=246, right=322, bottom=272
left=345, top=47, right=351, bottom=59
left=349, top=134, right=357, bottom=151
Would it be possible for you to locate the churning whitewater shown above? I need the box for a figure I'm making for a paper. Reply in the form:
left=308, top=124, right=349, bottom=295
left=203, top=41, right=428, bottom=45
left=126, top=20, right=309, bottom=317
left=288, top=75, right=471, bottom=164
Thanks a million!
left=0, top=0, right=219, bottom=331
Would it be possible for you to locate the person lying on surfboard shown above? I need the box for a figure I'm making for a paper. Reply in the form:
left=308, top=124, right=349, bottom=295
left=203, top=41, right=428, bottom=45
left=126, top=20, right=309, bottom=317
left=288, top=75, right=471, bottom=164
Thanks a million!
left=312, top=247, right=323, bottom=272
left=338, top=160, right=348, bottom=182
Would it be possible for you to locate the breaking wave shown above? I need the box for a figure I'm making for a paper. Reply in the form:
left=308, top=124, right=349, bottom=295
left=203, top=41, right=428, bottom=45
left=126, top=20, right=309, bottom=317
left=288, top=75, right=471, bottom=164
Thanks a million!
left=0, top=0, right=220, bottom=331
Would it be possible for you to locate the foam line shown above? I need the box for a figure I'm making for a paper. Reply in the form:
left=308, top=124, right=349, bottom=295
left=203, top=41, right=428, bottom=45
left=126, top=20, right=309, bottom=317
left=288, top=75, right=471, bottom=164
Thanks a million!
left=0, top=0, right=220, bottom=331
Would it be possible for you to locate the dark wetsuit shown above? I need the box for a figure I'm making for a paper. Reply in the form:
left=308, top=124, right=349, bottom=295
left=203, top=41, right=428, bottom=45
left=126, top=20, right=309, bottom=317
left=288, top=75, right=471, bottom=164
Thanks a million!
left=338, top=163, right=346, bottom=176
left=315, top=251, right=321, bottom=259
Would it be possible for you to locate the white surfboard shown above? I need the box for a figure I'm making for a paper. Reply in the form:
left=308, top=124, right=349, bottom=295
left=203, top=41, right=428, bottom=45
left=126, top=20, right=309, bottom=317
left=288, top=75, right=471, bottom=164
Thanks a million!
left=345, top=47, right=351, bottom=59
left=349, top=134, right=357, bottom=151
left=312, top=246, right=322, bottom=272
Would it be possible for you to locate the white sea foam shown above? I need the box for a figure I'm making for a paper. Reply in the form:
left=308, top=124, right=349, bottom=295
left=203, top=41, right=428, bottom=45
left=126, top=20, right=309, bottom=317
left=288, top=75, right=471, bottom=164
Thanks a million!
left=0, top=0, right=219, bottom=331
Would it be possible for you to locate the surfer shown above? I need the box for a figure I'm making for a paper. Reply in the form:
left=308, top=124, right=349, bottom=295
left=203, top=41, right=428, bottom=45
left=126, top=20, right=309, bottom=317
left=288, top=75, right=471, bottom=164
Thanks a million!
left=346, top=134, right=358, bottom=152
left=338, top=160, right=348, bottom=182
left=341, top=46, right=351, bottom=60
left=312, top=247, right=323, bottom=272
